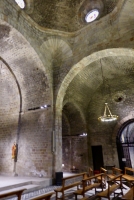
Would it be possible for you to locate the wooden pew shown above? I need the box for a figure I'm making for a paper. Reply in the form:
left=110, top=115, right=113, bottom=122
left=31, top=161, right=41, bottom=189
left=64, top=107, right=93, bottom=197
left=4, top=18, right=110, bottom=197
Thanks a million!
left=121, top=185, right=134, bottom=200
left=122, top=167, right=134, bottom=187
left=121, top=186, right=134, bottom=200
left=107, top=167, right=122, bottom=180
left=104, top=165, right=115, bottom=174
left=54, top=172, right=87, bottom=200
left=0, top=188, right=26, bottom=200
left=88, top=167, right=94, bottom=177
left=97, top=174, right=123, bottom=200
left=96, top=167, right=107, bottom=188
left=73, top=173, right=104, bottom=200
left=30, top=191, right=55, bottom=200
left=79, top=197, right=88, bottom=200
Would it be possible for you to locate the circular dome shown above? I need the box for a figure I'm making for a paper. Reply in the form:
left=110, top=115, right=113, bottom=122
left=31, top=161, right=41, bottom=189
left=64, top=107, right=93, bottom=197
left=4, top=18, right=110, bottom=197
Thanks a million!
left=85, top=9, right=99, bottom=23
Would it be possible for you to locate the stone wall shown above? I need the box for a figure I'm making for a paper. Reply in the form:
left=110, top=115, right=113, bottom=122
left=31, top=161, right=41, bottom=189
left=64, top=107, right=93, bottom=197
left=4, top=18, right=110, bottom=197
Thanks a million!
left=0, top=0, right=134, bottom=177
left=62, top=136, right=88, bottom=172
left=16, top=109, right=53, bottom=177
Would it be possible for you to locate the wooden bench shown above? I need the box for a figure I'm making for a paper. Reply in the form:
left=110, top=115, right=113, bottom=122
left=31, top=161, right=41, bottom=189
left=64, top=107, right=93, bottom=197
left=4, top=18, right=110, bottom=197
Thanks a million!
left=54, top=172, right=87, bottom=200
left=30, top=191, right=55, bottom=200
left=73, top=173, right=104, bottom=200
left=96, top=167, right=107, bottom=189
left=88, top=167, right=94, bottom=177
left=122, top=167, right=134, bottom=187
left=97, top=174, right=123, bottom=200
left=104, top=165, right=115, bottom=174
left=121, top=185, right=134, bottom=200
left=107, top=167, right=122, bottom=180
left=0, top=188, right=26, bottom=200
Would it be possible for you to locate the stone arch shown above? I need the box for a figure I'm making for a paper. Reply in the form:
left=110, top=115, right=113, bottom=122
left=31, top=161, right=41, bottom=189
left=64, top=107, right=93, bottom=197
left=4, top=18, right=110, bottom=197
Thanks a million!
left=54, top=48, right=134, bottom=171
left=25, top=0, right=34, bottom=14
left=56, top=48, right=134, bottom=115
left=112, top=111, right=134, bottom=142
left=0, top=57, right=22, bottom=112
left=63, top=99, right=87, bottom=126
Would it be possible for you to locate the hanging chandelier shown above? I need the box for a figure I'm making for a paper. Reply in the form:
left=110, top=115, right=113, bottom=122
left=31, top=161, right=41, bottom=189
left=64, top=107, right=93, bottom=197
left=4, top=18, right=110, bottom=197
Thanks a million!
left=98, top=59, right=118, bottom=122
left=98, top=103, right=118, bottom=122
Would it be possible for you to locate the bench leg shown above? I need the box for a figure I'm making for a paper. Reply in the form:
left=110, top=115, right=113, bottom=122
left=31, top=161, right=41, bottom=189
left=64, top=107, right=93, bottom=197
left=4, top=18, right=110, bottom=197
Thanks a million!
left=45, top=196, right=53, bottom=200
left=55, top=192, right=60, bottom=200
left=121, top=187, right=123, bottom=196
left=74, top=194, right=78, bottom=200
left=55, top=192, right=58, bottom=200
left=17, top=192, right=23, bottom=200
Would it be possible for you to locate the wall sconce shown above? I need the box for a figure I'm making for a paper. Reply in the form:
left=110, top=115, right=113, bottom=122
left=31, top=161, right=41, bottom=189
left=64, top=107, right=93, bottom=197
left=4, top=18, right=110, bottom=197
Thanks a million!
left=40, top=105, right=51, bottom=109
left=28, top=104, right=51, bottom=111
left=79, top=133, right=87, bottom=137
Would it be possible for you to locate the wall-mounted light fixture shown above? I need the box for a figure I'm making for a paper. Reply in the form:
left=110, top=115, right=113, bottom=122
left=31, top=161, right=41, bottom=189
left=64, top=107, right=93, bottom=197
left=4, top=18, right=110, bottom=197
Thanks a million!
left=40, top=105, right=51, bottom=109
left=79, top=133, right=87, bottom=137
left=28, top=105, right=51, bottom=111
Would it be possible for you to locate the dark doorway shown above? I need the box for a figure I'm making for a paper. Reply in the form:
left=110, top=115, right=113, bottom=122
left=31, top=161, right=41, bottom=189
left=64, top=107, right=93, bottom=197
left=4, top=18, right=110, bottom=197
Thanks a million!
left=91, top=145, right=104, bottom=171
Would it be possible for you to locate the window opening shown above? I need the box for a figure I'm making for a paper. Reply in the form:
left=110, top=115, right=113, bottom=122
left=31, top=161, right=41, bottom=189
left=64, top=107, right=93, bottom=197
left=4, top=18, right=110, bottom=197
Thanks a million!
left=15, top=0, right=25, bottom=9
left=117, top=120, right=134, bottom=171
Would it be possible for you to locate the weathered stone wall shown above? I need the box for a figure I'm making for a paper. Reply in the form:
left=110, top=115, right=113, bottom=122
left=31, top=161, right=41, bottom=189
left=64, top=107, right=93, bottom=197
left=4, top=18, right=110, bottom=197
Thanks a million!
left=0, top=10, right=52, bottom=176
left=62, top=136, right=88, bottom=172
left=0, top=59, right=20, bottom=174
left=16, top=109, right=53, bottom=177
left=0, top=0, right=134, bottom=177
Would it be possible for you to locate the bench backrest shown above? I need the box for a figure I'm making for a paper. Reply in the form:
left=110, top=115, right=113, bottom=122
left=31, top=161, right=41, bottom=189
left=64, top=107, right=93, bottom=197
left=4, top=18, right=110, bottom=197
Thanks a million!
left=62, top=172, right=87, bottom=188
left=30, top=192, right=55, bottom=200
left=89, top=167, right=93, bottom=176
left=124, top=167, right=134, bottom=176
left=107, top=174, right=122, bottom=195
left=111, top=167, right=122, bottom=175
left=104, top=165, right=115, bottom=174
left=82, top=173, right=104, bottom=184
left=81, top=173, right=104, bottom=193
left=100, top=167, right=107, bottom=180
left=100, top=167, right=107, bottom=175
left=0, top=189, right=26, bottom=199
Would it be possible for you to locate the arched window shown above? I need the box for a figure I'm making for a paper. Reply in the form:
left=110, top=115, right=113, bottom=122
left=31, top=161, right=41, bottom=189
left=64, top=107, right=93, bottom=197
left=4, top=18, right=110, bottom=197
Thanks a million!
left=15, top=0, right=25, bottom=9
left=117, top=119, right=134, bottom=171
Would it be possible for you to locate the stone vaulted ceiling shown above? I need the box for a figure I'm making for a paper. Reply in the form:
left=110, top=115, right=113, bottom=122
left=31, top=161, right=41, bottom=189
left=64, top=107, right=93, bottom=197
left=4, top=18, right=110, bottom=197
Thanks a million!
left=28, top=0, right=119, bottom=32
left=0, top=0, right=134, bottom=136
